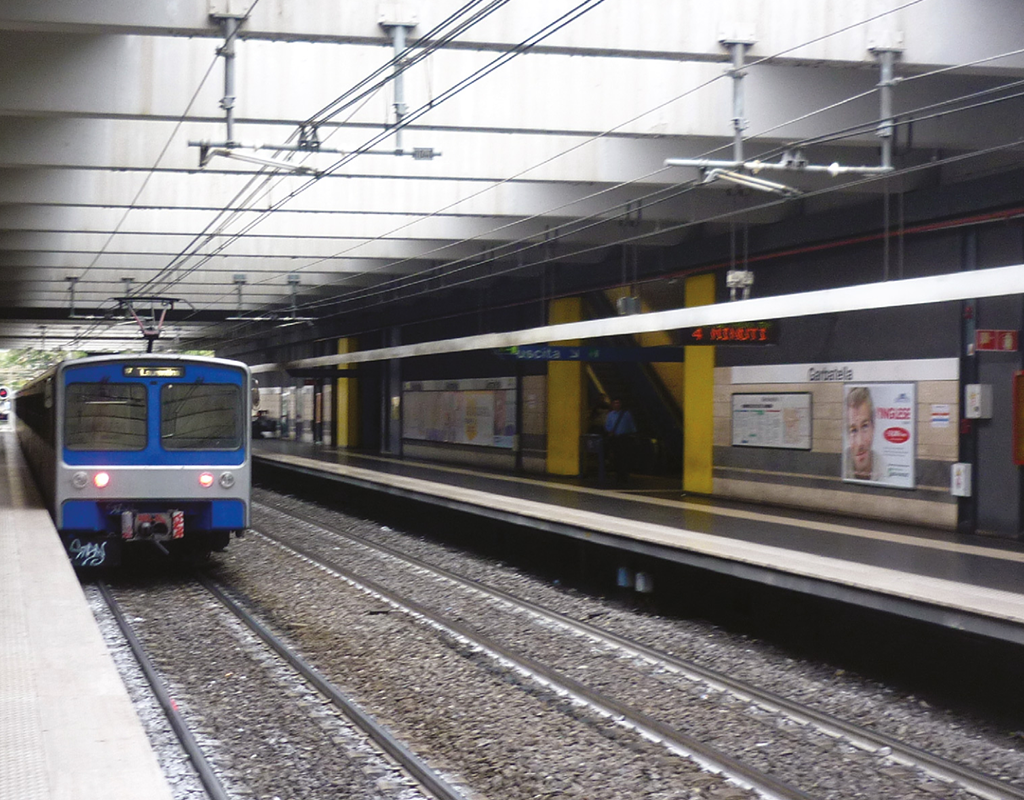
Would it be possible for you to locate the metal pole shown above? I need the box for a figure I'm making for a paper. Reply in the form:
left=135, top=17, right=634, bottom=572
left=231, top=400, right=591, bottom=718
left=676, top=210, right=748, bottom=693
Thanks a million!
left=726, top=41, right=748, bottom=165
left=875, top=48, right=897, bottom=170
left=219, top=17, right=240, bottom=146
left=388, top=24, right=410, bottom=154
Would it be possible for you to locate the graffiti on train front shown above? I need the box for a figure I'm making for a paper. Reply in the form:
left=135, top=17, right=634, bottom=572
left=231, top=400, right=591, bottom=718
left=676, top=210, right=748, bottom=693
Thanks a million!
left=68, top=538, right=108, bottom=568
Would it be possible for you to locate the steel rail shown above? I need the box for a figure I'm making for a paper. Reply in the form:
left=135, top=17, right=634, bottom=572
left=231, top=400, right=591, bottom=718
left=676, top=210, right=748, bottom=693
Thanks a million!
left=97, top=582, right=233, bottom=800
left=256, top=498, right=1024, bottom=800
left=251, top=522, right=817, bottom=800
left=196, top=575, right=470, bottom=800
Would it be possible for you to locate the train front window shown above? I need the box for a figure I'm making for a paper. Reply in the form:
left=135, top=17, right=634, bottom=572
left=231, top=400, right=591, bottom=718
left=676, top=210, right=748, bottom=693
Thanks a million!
left=161, top=383, right=242, bottom=450
left=65, top=383, right=147, bottom=451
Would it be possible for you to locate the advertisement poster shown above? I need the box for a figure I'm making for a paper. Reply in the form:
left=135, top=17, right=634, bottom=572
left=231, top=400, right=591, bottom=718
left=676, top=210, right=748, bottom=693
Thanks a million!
left=842, top=383, right=916, bottom=488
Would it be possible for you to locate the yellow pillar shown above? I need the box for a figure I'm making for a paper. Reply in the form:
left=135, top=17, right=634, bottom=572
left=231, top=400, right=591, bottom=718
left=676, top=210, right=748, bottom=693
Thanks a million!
left=335, top=337, right=359, bottom=448
left=683, top=274, right=715, bottom=494
left=546, top=297, right=585, bottom=475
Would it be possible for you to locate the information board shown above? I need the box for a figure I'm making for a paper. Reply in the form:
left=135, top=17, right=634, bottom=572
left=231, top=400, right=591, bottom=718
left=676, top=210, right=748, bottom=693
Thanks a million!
left=402, top=377, right=516, bottom=449
left=732, top=393, right=812, bottom=450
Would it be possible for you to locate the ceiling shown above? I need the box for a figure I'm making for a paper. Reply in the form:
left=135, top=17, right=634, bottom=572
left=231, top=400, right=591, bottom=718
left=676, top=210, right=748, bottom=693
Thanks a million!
left=1, top=0, right=1024, bottom=353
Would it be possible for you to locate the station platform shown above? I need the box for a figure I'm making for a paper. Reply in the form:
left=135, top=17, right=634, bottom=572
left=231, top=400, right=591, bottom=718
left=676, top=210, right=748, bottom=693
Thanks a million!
left=254, top=440, right=1024, bottom=647
left=0, top=431, right=172, bottom=800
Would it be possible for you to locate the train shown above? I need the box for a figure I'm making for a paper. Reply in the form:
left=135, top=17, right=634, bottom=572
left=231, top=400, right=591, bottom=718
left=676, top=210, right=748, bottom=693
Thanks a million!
left=15, top=353, right=252, bottom=569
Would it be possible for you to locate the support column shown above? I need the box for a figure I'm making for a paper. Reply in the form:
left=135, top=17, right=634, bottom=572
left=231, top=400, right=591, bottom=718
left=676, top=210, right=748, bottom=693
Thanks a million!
left=684, top=274, right=716, bottom=494
left=335, top=337, right=359, bottom=449
left=382, top=328, right=402, bottom=455
left=546, top=297, right=585, bottom=476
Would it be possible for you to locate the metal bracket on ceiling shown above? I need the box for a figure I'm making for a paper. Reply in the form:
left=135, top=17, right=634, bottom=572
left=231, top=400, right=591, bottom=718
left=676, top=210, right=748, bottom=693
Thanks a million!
left=377, top=4, right=442, bottom=160
left=277, top=273, right=315, bottom=328
left=665, top=35, right=898, bottom=194
left=379, top=14, right=416, bottom=156
left=719, top=35, right=755, bottom=165
left=226, top=272, right=278, bottom=321
left=192, top=2, right=439, bottom=171
left=225, top=273, right=277, bottom=322
left=869, top=40, right=904, bottom=170
left=191, top=7, right=326, bottom=176
left=66, top=274, right=105, bottom=321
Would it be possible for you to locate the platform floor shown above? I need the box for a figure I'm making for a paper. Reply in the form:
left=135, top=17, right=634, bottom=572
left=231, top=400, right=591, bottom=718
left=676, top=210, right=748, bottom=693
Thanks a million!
left=254, top=440, right=1024, bottom=646
left=0, top=431, right=172, bottom=800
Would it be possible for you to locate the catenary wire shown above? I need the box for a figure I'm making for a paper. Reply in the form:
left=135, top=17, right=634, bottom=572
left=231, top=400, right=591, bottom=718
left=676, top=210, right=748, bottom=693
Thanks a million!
left=151, top=0, right=610, bottom=305
left=66, top=0, right=1024, bottom=346
left=306, top=0, right=512, bottom=127
left=166, top=0, right=927, bottom=322
left=134, top=0, right=515, bottom=297
left=209, top=68, right=1024, bottom=320
left=64, top=0, right=267, bottom=350
left=137, top=0, right=918, bottom=318
left=170, top=0, right=955, bottom=315
left=199, top=129, right=1024, bottom=352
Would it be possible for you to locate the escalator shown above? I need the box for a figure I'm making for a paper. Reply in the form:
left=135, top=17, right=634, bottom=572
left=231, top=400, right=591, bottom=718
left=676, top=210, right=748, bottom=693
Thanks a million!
left=585, top=292, right=683, bottom=475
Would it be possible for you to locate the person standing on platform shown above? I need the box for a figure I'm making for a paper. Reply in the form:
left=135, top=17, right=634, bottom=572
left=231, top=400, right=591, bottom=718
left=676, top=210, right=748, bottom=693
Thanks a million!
left=604, top=398, right=637, bottom=483
left=589, top=396, right=611, bottom=434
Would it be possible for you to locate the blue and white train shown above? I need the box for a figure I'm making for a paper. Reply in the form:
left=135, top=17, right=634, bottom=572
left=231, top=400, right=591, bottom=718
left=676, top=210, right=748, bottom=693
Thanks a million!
left=16, top=354, right=252, bottom=568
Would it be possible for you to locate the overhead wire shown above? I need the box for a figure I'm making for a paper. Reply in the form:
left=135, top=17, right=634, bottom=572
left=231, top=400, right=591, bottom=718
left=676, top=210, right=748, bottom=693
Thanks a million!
left=201, top=129, right=1024, bottom=353
left=256, top=96, right=1024, bottom=326
left=176, top=0, right=934, bottom=322
left=289, top=34, right=1024, bottom=314
left=153, top=0, right=610, bottom=305
left=81, top=0, right=1024, bottom=350
left=306, top=0, right=512, bottom=127
left=205, top=2, right=1024, bottom=321
left=134, top=0, right=518, bottom=299
left=209, top=51, right=1024, bottom=327
left=65, top=0, right=267, bottom=351
left=141, top=0, right=906, bottom=323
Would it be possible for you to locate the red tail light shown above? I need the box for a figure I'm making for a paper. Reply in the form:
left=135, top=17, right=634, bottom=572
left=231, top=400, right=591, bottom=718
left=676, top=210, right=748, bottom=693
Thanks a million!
left=93, top=472, right=110, bottom=489
left=199, top=472, right=215, bottom=488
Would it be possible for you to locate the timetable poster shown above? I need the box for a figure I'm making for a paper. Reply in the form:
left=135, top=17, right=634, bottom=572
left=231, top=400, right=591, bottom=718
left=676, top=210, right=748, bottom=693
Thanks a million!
left=731, top=393, right=812, bottom=450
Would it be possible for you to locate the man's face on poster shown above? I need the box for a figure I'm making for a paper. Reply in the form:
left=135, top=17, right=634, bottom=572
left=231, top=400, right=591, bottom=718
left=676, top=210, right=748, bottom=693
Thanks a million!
left=847, top=400, right=875, bottom=478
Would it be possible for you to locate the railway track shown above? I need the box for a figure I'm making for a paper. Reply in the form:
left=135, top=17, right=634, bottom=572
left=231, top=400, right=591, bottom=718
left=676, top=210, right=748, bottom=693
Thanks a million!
left=243, top=494, right=1024, bottom=800
left=94, top=576, right=467, bottom=800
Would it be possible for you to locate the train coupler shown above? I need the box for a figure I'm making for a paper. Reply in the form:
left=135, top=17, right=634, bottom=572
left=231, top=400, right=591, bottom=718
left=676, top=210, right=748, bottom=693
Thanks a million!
left=119, top=509, right=185, bottom=541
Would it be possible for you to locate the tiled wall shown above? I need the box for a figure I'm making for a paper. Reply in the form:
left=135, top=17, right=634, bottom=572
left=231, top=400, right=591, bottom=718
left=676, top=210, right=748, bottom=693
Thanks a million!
left=713, top=368, right=960, bottom=529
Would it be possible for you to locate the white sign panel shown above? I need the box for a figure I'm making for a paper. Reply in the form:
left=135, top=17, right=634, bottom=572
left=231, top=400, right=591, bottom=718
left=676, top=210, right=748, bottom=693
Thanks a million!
left=842, top=383, right=916, bottom=489
left=731, top=358, right=958, bottom=385
left=732, top=394, right=812, bottom=450
left=951, top=463, right=972, bottom=497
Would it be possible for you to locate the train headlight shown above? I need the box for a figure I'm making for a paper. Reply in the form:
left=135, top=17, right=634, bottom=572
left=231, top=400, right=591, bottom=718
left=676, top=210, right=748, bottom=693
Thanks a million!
left=219, top=471, right=235, bottom=489
left=199, top=472, right=215, bottom=488
left=72, top=471, right=88, bottom=489
left=93, top=472, right=110, bottom=489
